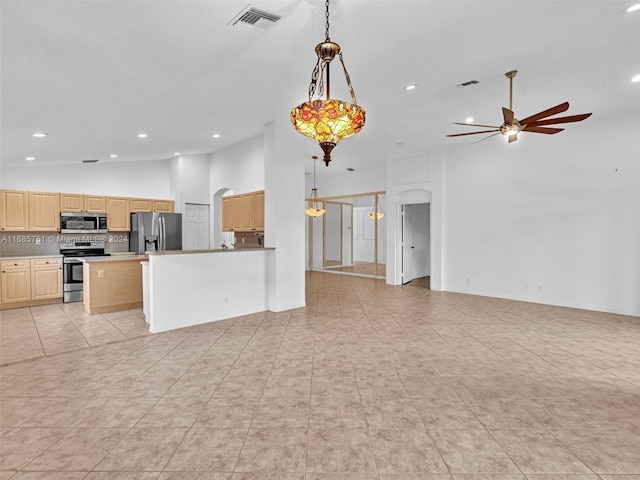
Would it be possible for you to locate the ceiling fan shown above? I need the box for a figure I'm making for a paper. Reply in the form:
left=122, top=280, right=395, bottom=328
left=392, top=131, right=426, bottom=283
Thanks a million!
left=447, top=70, right=592, bottom=144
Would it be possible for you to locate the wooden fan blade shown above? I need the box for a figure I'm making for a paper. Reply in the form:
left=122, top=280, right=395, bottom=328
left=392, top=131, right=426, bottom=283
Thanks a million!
left=453, top=122, right=500, bottom=129
left=447, top=129, right=499, bottom=137
left=502, top=107, right=514, bottom=125
left=519, top=102, right=569, bottom=125
left=523, top=126, right=564, bottom=134
left=508, top=134, right=518, bottom=143
left=471, top=133, right=501, bottom=144
left=525, top=113, right=592, bottom=127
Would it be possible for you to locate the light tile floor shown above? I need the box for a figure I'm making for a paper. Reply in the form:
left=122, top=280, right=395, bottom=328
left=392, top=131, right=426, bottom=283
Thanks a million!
left=1, top=271, right=639, bottom=479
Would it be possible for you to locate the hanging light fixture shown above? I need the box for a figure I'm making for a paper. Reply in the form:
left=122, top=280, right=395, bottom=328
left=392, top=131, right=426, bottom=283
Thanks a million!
left=305, top=156, right=326, bottom=217
left=291, top=0, right=365, bottom=167
left=368, top=194, right=384, bottom=220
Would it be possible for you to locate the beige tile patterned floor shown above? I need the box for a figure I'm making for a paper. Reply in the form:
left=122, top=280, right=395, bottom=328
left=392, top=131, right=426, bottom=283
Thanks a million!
left=1, top=271, right=639, bottom=479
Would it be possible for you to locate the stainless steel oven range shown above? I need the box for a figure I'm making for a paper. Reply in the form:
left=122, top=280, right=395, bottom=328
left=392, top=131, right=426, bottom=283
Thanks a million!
left=59, top=240, right=109, bottom=303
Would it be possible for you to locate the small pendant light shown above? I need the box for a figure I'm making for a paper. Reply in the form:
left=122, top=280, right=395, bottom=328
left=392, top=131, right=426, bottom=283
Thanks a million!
left=305, top=156, right=326, bottom=217
left=368, top=194, right=384, bottom=220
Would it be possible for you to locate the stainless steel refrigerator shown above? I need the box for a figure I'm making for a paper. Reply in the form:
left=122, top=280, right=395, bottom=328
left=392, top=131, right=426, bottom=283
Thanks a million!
left=130, top=212, right=182, bottom=254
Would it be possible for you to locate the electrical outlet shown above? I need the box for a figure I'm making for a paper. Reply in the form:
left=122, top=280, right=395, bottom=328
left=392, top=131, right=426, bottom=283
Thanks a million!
left=98, top=269, right=104, bottom=278
left=465, top=277, right=471, bottom=285
left=224, top=297, right=229, bottom=304
left=537, top=284, right=543, bottom=293
left=525, top=282, right=530, bottom=292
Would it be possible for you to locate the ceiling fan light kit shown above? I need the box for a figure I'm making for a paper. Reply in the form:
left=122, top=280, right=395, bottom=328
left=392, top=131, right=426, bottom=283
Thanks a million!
left=447, top=70, right=592, bottom=144
left=290, top=0, right=365, bottom=166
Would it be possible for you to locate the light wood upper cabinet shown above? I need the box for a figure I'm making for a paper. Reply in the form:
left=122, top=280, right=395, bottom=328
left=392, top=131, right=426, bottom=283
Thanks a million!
left=106, top=196, right=130, bottom=231
left=222, top=197, right=233, bottom=232
left=84, top=195, right=106, bottom=212
left=30, top=258, right=63, bottom=300
left=1, top=259, right=31, bottom=304
left=60, top=194, right=106, bottom=213
left=130, top=198, right=152, bottom=212
left=130, top=198, right=174, bottom=213
left=232, top=195, right=244, bottom=232
left=254, top=190, right=265, bottom=231
left=59, top=193, right=84, bottom=212
left=28, top=191, right=60, bottom=231
left=0, top=190, right=29, bottom=231
left=242, top=194, right=255, bottom=231
left=222, top=190, right=265, bottom=232
left=152, top=200, right=174, bottom=213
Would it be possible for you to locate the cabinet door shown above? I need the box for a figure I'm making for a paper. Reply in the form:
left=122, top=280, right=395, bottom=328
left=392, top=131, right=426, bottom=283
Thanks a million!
left=254, top=190, right=265, bottom=231
left=1, top=267, right=31, bottom=303
left=106, top=197, right=130, bottom=231
left=31, top=259, right=63, bottom=300
left=152, top=200, right=174, bottom=212
left=232, top=195, right=244, bottom=232
left=0, top=190, right=29, bottom=231
left=130, top=198, right=152, bottom=212
left=242, top=193, right=255, bottom=231
left=60, top=193, right=84, bottom=212
left=28, top=192, right=60, bottom=231
left=84, top=195, right=106, bottom=212
left=222, top=196, right=233, bottom=232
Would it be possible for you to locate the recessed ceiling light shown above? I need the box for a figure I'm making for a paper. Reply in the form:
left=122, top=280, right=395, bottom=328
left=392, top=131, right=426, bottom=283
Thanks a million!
left=30, top=132, right=48, bottom=137
left=109, top=154, right=118, bottom=158
left=24, top=156, right=36, bottom=161
left=404, top=84, right=417, bottom=91
left=173, top=152, right=181, bottom=156
left=138, top=133, right=149, bottom=138
left=624, top=3, right=640, bottom=12
left=632, top=74, right=640, bottom=83
left=465, top=117, right=474, bottom=123
left=212, top=133, right=221, bottom=138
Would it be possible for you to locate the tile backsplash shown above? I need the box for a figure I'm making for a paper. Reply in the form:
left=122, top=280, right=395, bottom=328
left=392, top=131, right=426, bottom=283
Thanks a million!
left=0, top=232, right=131, bottom=257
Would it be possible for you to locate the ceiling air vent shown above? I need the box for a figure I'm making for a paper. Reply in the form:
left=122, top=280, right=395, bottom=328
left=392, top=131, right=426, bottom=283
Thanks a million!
left=82, top=159, right=99, bottom=163
left=228, top=4, right=282, bottom=32
left=457, top=80, right=479, bottom=88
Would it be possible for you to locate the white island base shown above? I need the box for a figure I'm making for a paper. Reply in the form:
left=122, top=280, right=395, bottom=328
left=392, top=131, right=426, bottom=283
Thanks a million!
left=145, top=248, right=275, bottom=333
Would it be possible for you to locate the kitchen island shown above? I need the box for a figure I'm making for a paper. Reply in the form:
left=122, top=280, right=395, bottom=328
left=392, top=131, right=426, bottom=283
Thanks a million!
left=82, top=255, right=147, bottom=314
left=145, top=248, right=275, bottom=333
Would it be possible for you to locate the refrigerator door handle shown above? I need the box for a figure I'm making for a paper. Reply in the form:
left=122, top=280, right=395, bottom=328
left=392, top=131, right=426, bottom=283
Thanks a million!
left=161, top=215, right=166, bottom=250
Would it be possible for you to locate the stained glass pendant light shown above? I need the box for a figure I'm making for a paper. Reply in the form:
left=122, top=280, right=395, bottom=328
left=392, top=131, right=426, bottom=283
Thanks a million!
left=368, top=194, right=384, bottom=220
left=291, top=0, right=365, bottom=167
left=305, top=156, right=326, bottom=217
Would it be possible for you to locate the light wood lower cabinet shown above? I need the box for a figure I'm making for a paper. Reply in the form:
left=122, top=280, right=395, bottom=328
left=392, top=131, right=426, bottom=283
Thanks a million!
left=1, top=259, right=31, bottom=304
left=30, top=258, right=63, bottom=300
left=1, top=257, right=63, bottom=308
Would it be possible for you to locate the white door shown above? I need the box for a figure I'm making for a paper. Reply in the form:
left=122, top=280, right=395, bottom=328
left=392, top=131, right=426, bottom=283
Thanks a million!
left=185, top=203, right=210, bottom=250
left=402, top=203, right=430, bottom=284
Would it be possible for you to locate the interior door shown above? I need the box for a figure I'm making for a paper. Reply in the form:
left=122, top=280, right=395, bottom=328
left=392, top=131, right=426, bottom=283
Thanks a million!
left=185, top=204, right=209, bottom=250
left=402, top=203, right=431, bottom=284
left=402, top=205, right=414, bottom=284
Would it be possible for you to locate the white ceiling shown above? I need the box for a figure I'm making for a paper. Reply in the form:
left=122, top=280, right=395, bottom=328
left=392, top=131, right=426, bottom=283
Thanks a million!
left=2, top=0, right=639, bottom=176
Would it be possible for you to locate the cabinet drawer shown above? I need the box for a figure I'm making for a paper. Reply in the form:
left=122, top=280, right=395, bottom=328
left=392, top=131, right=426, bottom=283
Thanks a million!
left=1, top=259, right=29, bottom=269
left=30, top=258, right=62, bottom=267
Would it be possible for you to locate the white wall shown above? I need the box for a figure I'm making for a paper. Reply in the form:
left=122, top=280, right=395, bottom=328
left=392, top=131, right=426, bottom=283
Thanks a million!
left=0, top=159, right=172, bottom=198
left=442, top=116, right=640, bottom=316
left=210, top=134, right=265, bottom=195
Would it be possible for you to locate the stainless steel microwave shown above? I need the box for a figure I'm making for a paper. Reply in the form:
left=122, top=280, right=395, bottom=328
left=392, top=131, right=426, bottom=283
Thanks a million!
left=60, top=212, right=108, bottom=233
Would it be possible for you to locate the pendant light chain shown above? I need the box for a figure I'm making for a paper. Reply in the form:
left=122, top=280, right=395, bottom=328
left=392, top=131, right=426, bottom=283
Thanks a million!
left=325, top=0, right=330, bottom=42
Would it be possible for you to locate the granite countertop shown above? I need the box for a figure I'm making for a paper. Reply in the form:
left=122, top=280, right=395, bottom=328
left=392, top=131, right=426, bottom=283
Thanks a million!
left=0, top=254, right=63, bottom=261
left=81, top=255, right=148, bottom=263
left=147, top=247, right=274, bottom=256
